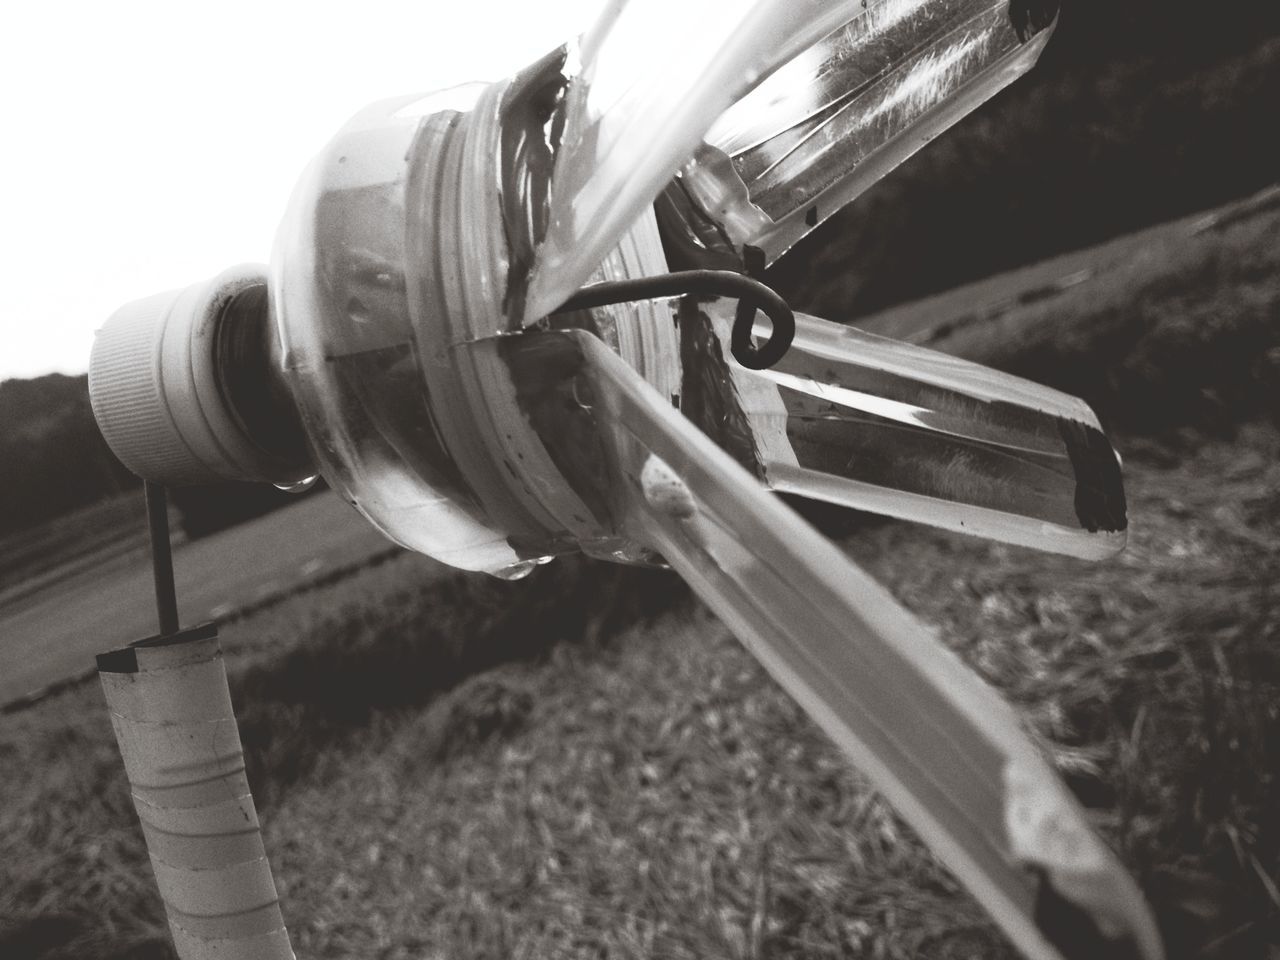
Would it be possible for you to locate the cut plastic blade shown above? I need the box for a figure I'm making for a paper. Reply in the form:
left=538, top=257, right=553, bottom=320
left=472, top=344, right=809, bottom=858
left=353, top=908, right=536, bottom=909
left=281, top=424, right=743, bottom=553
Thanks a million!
left=480, top=327, right=1163, bottom=960
left=520, top=0, right=877, bottom=323
left=679, top=300, right=1126, bottom=559
left=669, top=0, right=1056, bottom=265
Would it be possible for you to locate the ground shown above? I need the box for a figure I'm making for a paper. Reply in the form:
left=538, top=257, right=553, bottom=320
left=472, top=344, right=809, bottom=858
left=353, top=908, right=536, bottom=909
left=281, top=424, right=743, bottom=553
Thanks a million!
left=0, top=194, right=1277, bottom=959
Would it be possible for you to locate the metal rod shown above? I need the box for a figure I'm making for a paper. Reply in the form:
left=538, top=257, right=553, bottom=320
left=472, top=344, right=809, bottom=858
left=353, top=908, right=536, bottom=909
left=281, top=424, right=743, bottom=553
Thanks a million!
left=143, top=481, right=180, bottom=635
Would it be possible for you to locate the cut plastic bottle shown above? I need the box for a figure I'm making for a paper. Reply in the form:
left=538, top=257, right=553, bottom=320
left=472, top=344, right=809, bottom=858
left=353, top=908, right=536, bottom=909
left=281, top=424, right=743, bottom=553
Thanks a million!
left=522, top=0, right=1056, bottom=320
left=679, top=300, right=1127, bottom=559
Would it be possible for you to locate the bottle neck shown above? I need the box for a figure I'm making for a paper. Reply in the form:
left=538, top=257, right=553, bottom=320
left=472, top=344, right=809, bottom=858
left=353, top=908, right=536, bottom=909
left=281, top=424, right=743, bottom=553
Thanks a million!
left=213, top=282, right=313, bottom=482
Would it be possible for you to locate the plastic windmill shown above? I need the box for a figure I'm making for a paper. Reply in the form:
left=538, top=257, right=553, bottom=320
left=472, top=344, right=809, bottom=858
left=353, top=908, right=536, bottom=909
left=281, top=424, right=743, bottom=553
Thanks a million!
left=87, top=2, right=1162, bottom=958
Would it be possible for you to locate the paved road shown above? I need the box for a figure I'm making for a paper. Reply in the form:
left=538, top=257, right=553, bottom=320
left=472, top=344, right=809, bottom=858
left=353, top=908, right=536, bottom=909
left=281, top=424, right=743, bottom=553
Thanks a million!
left=0, top=493, right=396, bottom=708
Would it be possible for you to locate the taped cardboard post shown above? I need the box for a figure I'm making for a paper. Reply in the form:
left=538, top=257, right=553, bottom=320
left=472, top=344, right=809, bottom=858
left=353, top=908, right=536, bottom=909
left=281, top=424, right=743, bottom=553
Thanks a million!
left=99, top=624, right=293, bottom=960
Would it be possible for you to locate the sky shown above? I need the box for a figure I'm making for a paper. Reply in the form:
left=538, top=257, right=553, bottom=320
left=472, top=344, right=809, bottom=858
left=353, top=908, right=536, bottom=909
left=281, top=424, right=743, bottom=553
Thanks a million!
left=0, top=0, right=604, bottom=381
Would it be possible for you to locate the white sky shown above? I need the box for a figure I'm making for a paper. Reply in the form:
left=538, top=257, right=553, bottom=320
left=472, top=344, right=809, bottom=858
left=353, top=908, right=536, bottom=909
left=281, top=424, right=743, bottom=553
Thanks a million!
left=0, top=0, right=604, bottom=381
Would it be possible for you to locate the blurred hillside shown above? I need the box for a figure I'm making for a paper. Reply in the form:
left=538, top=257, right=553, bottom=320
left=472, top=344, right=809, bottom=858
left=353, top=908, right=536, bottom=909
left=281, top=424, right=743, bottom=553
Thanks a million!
left=0, top=375, right=309, bottom=544
left=0, top=375, right=136, bottom=538
left=769, top=0, right=1280, bottom=318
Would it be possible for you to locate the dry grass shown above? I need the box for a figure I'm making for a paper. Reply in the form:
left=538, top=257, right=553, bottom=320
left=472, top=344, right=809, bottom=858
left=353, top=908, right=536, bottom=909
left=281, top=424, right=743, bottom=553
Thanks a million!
left=2, top=418, right=1276, bottom=959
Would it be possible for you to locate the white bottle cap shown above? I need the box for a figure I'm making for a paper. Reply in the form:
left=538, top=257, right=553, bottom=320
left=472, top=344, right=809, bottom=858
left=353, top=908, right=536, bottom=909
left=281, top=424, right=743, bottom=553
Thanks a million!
left=89, top=265, right=286, bottom=485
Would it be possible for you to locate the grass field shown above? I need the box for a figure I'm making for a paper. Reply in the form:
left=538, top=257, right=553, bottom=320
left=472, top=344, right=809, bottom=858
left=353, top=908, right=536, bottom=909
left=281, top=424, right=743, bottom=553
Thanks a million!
left=1, top=193, right=1277, bottom=960
left=861, top=184, right=1280, bottom=438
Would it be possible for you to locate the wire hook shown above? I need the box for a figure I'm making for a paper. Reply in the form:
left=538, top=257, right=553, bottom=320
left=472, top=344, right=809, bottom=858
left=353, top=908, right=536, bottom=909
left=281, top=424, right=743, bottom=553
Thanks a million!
left=560, top=269, right=795, bottom=370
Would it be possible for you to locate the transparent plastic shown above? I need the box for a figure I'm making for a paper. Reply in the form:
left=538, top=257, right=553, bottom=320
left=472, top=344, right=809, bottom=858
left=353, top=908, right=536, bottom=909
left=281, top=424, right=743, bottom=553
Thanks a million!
left=473, top=327, right=1161, bottom=960
left=678, top=0, right=1055, bottom=265
left=268, top=0, right=1069, bottom=564
left=258, top=6, right=1164, bottom=955
left=269, top=0, right=1064, bottom=575
left=270, top=87, right=677, bottom=574
left=523, top=0, right=1055, bottom=317
left=520, top=0, right=873, bottom=320
left=270, top=87, right=524, bottom=573
left=690, top=301, right=1127, bottom=559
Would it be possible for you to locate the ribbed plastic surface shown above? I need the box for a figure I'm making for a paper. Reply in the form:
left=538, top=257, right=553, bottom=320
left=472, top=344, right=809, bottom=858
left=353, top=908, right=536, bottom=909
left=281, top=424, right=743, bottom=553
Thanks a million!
left=89, top=289, right=223, bottom=485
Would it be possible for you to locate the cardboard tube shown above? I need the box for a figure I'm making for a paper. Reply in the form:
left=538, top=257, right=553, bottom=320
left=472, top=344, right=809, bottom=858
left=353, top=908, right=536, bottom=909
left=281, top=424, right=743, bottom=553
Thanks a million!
left=99, top=624, right=293, bottom=960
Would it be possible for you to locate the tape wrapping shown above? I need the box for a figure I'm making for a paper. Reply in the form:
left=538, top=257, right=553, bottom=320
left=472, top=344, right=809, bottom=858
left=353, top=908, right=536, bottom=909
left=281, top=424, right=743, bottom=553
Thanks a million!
left=99, top=628, right=293, bottom=960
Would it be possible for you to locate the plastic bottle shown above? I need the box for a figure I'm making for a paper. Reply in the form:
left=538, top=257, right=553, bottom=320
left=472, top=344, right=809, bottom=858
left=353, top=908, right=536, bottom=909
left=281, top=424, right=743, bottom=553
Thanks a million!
left=86, top=5, right=1169, bottom=956
left=106, top=0, right=1056, bottom=575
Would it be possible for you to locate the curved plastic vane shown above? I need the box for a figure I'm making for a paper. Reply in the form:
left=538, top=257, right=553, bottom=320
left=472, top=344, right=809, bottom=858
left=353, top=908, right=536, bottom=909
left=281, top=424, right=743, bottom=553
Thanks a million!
left=476, top=326, right=1162, bottom=960
left=520, top=0, right=864, bottom=322
left=685, top=301, right=1127, bottom=559
left=667, top=0, right=1056, bottom=266
left=519, top=0, right=1057, bottom=320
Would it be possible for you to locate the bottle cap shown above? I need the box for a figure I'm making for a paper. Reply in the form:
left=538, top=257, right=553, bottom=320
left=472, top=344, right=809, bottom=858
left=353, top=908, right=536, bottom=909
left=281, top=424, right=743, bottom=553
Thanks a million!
left=88, top=265, right=284, bottom=485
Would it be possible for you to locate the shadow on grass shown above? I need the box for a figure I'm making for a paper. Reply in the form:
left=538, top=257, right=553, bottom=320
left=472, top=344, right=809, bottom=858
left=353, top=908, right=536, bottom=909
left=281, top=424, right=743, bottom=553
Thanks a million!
left=233, top=556, right=685, bottom=808
left=0, top=555, right=685, bottom=960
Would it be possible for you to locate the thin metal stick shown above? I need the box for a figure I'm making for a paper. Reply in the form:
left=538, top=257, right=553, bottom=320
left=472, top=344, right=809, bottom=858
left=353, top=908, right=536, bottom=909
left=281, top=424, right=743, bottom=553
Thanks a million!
left=143, top=481, right=180, bottom=635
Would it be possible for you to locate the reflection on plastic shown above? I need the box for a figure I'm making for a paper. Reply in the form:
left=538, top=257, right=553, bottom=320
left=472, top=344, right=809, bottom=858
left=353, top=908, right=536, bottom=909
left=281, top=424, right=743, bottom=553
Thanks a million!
left=681, top=301, right=1127, bottom=558
left=255, top=6, right=1166, bottom=956
left=522, top=0, right=865, bottom=320
left=523, top=0, right=1055, bottom=317
left=675, top=0, right=1055, bottom=264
